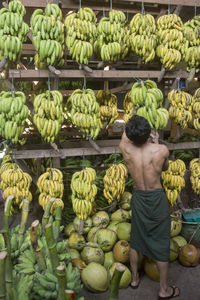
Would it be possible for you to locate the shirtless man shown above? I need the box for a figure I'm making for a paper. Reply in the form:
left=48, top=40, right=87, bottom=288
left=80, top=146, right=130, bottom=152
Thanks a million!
left=119, top=115, right=180, bottom=299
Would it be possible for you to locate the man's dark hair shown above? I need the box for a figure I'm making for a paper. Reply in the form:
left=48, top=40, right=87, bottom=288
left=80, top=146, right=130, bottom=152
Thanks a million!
left=125, top=115, right=151, bottom=146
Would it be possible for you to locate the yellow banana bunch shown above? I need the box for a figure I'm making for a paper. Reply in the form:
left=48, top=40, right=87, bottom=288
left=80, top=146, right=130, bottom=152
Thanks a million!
left=0, top=91, right=29, bottom=144
left=31, top=4, right=65, bottom=68
left=192, top=88, right=200, bottom=130
left=123, top=91, right=135, bottom=123
left=65, top=8, right=96, bottom=64
left=130, top=80, right=169, bottom=129
left=156, top=14, right=183, bottom=69
left=103, top=163, right=128, bottom=204
left=94, top=10, right=129, bottom=62
left=129, top=13, right=156, bottom=64
left=190, top=158, right=200, bottom=195
left=71, top=168, right=97, bottom=220
left=0, top=153, right=19, bottom=175
left=37, top=168, right=64, bottom=214
left=33, top=90, right=64, bottom=142
left=96, top=90, right=118, bottom=128
left=0, top=1, right=29, bottom=65
left=168, top=89, right=193, bottom=129
left=162, top=159, right=186, bottom=206
left=68, top=88, right=101, bottom=140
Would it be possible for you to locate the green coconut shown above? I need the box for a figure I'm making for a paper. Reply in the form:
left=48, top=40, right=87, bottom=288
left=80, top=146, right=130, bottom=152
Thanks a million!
left=109, top=262, right=131, bottom=289
left=104, top=251, right=115, bottom=269
left=107, top=220, right=121, bottom=234
left=68, top=248, right=80, bottom=260
left=97, top=228, right=118, bottom=252
left=65, top=222, right=76, bottom=237
left=169, top=239, right=179, bottom=262
left=172, top=235, right=187, bottom=249
left=68, top=232, right=85, bottom=251
left=87, top=226, right=100, bottom=242
left=111, top=209, right=130, bottom=222
left=117, top=222, right=131, bottom=241
left=73, top=217, right=93, bottom=234
left=92, top=211, right=110, bottom=228
left=81, top=242, right=104, bottom=265
left=119, top=191, right=132, bottom=210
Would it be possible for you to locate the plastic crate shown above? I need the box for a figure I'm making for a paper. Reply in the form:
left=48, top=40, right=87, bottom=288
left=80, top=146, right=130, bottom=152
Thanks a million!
left=182, top=209, right=200, bottom=223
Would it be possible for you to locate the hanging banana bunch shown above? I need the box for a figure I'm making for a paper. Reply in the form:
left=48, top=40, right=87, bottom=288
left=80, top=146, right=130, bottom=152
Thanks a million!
left=94, top=10, right=130, bottom=62
left=168, top=89, right=193, bottom=129
left=0, top=0, right=29, bottom=66
left=68, top=88, right=101, bottom=140
left=129, top=13, right=156, bottom=64
left=71, top=168, right=97, bottom=220
left=0, top=91, right=29, bottom=144
left=192, top=88, right=200, bottom=130
left=130, top=79, right=169, bottom=129
left=31, top=3, right=65, bottom=68
left=123, top=91, right=135, bottom=123
left=96, top=90, right=118, bottom=128
left=182, top=16, right=200, bottom=72
left=103, top=163, right=128, bottom=204
left=162, top=159, right=186, bottom=206
left=156, top=14, right=183, bottom=69
left=0, top=153, right=19, bottom=175
left=65, top=8, right=96, bottom=64
left=37, top=168, right=64, bottom=214
left=33, top=90, right=64, bottom=142
left=190, top=158, right=200, bottom=195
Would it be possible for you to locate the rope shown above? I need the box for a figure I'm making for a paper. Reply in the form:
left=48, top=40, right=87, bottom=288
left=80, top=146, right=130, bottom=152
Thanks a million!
left=168, top=0, right=171, bottom=15
left=82, top=75, right=87, bottom=91
left=103, top=6, right=105, bottom=17
left=46, top=0, right=48, bottom=4
left=79, top=0, right=82, bottom=9
left=82, top=150, right=85, bottom=169
left=177, top=77, right=180, bottom=90
left=141, top=0, right=145, bottom=15
left=11, top=75, right=15, bottom=98
left=110, top=0, right=112, bottom=11
left=198, top=148, right=200, bottom=162
left=194, top=0, right=197, bottom=16
left=48, top=72, right=51, bottom=91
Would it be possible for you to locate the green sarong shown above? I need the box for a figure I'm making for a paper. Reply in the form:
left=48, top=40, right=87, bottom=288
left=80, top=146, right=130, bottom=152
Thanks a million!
left=130, top=188, right=170, bottom=262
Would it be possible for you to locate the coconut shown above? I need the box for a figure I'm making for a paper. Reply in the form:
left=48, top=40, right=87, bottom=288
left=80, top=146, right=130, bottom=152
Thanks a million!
left=117, top=222, right=131, bottom=241
left=72, top=258, right=86, bottom=273
left=104, top=251, right=115, bottom=269
left=111, top=209, right=130, bottom=222
left=119, top=192, right=132, bottom=210
left=81, top=242, right=104, bottom=265
left=68, top=232, right=85, bottom=251
left=144, top=258, right=159, bottom=282
left=92, top=211, right=110, bottom=228
left=172, top=235, right=187, bottom=249
left=170, top=216, right=182, bottom=237
left=73, top=217, right=92, bottom=234
left=107, top=220, right=121, bottom=234
left=65, top=222, right=76, bottom=237
left=109, top=262, right=131, bottom=289
left=87, top=226, right=100, bottom=242
left=179, top=244, right=199, bottom=267
left=169, top=239, right=179, bottom=262
left=113, top=240, right=130, bottom=263
left=97, top=228, right=118, bottom=252
left=68, top=248, right=80, bottom=260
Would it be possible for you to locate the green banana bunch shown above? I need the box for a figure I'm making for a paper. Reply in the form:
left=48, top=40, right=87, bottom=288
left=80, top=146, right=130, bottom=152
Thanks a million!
left=65, top=8, right=96, bottom=64
left=192, top=88, right=200, bottom=130
left=6, top=273, right=33, bottom=300
left=123, top=91, right=134, bottom=123
left=0, top=1, right=28, bottom=64
left=0, top=91, right=29, bottom=143
left=129, top=13, right=156, bottom=64
left=33, top=90, right=64, bottom=142
left=94, top=10, right=129, bottom=62
left=168, top=89, right=193, bottom=129
left=67, top=88, right=101, bottom=140
left=31, top=4, right=65, bottom=68
left=156, top=14, right=183, bottom=69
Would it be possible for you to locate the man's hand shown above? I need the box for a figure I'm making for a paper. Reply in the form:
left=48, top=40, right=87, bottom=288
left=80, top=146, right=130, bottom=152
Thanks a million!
left=150, top=131, right=159, bottom=144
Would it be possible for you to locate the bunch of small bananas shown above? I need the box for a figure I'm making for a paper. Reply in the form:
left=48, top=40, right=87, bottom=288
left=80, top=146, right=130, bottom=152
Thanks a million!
left=71, top=168, right=97, bottom=220
left=190, top=158, right=200, bottom=195
left=162, top=159, right=186, bottom=206
left=94, top=10, right=129, bottom=62
left=0, top=91, right=29, bottom=143
left=31, top=3, right=65, bottom=68
left=0, top=0, right=29, bottom=64
left=130, top=80, right=169, bottom=129
left=96, top=90, right=118, bottom=128
left=0, top=167, right=32, bottom=213
left=168, top=89, right=193, bottom=129
left=192, top=88, right=200, bottom=130
left=182, top=16, right=200, bottom=72
left=123, top=91, right=135, bottom=123
left=68, top=88, right=101, bottom=139
left=103, top=163, right=128, bottom=204
left=33, top=90, right=64, bottom=142
left=129, top=13, right=156, bottom=64
left=65, top=8, right=96, bottom=64
left=156, top=14, right=183, bottom=69
left=37, top=168, right=64, bottom=214
left=0, top=153, right=19, bottom=175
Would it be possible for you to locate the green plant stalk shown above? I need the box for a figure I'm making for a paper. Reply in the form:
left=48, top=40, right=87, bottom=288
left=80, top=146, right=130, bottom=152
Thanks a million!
left=19, top=199, right=30, bottom=235
left=0, top=251, right=7, bottom=300
left=44, top=223, right=59, bottom=272
left=56, top=265, right=67, bottom=300
left=109, top=264, right=125, bottom=300
left=64, top=290, right=75, bottom=300
left=42, top=197, right=55, bottom=229
left=53, top=206, right=62, bottom=241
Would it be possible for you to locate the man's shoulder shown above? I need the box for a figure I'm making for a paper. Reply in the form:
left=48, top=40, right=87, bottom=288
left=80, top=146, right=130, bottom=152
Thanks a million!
left=151, top=143, right=169, bottom=153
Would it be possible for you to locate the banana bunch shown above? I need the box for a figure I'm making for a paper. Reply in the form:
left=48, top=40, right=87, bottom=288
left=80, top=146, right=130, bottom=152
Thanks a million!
left=156, top=14, right=183, bottom=69
left=96, top=90, right=118, bottom=128
left=190, top=158, right=200, bottom=195
left=68, top=88, right=101, bottom=139
left=162, top=159, right=186, bottom=206
left=130, top=80, right=169, bottom=129
left=7, top=273, right=33, bottom=300
left=0, top=168, right=32, bottom=213
left=129, top=13, right=156, bottom=64
left=65, top=8, right=96, bottom=64
left=168, top=89, right=193, bottom=129
left=0, top=91, right=29, bottom=143
left=182, top=16, right=200, bottom=72
left=37, top=168, right=64, bottom=214
left=192, top=88, right=200, bottom=130
left=71, top=168, right=97, bottom=220
left=94, top=10, right=129, bottom=62
left=33, top=90, right=64, bottom=142
left=31, top=3, right=65, bottom=68
left=0, top=153, right=19, bottom=175
left=123, top=91, right=135, bottom=123
left=0, top=0, right=29, bottom=64
left=103, top=163, right=128, bottom=204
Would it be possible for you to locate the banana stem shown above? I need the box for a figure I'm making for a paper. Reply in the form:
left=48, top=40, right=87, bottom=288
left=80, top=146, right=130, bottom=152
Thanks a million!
left=78, top=220, right=84, bottom=235
left=19, top=199, right=29, bottom=235
left=56, top=265, right=67, bottom=300
left=0, top=251, right=7, bottom=300
left=44, top=223, right=59, bottom=272
left=109, top=264, right=126, bottom=300
left=64, top=290, right=75, bottom=300
left=3, top=195, right=14, bottom=231
left=53, top=206, right=62, bottom=241
left=42, top=197, right=55, bottom=229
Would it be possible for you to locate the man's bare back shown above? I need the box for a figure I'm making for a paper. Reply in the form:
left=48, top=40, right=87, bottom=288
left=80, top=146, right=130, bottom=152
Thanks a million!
left=119, top=132, right=169, bottom=190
